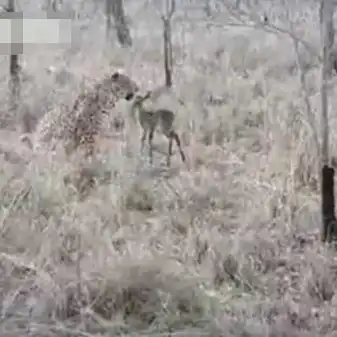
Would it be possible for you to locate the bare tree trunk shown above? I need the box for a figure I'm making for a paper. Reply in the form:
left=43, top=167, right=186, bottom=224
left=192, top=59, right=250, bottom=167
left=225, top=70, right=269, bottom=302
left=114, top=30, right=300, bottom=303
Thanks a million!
left=105, top=0, right=113, bottom=40
left=204, top=0, right=212, bottom=17
left=163, top=18, right=173, bottom=87
left=106, top=0, right=132, bottom=47
left=8, top=0, right=20, bottom=113
left=319, top=0, right=337, bottom=244
left=162, top=0, right=175, bottom=88
left=320, top=0, right=335, bottom=77
left=112, top=0, right=132, bottom=46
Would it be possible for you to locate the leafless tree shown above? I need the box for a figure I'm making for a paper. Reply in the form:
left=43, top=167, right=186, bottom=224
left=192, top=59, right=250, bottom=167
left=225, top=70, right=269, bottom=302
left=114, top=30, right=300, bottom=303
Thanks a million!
left=105, top=0, right=132, bottom=47
left=319, top=0, right=337, bottom=243
left=7, top=0, right=20, bottom=113
left=217, top=0, right=337, bottom=243
left=105, top=0, right=112, bottom=39
left=161, top=0, right=176, bottom=88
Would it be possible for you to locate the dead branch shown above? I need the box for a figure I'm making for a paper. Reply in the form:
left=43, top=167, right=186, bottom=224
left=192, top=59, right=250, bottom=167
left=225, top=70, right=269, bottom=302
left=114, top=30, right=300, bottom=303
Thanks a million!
left=220, top=2, right=320, bottom=158
left=218, top=2, right=320, bottom=62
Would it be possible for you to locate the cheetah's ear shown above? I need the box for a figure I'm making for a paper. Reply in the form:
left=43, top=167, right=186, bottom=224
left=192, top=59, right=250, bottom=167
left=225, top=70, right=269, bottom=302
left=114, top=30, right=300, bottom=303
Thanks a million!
left=111, top=72, right=120, bottom=80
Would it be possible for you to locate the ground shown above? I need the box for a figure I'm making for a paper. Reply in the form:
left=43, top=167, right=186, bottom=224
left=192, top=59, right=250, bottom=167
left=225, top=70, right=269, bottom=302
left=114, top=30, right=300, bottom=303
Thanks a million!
left=0, top=1, right=337, bottom=336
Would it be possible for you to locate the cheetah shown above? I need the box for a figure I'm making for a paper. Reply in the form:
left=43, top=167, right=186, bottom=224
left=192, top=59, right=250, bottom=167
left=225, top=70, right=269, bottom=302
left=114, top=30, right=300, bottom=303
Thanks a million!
left=130, top=91, right=186, bottom=167
left=21, top=71, right=139, bottom=158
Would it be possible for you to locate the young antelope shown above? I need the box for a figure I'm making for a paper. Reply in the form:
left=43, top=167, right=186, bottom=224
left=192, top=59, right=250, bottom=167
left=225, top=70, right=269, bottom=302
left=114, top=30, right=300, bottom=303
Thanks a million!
left=131, top=91, right=186, bottom=166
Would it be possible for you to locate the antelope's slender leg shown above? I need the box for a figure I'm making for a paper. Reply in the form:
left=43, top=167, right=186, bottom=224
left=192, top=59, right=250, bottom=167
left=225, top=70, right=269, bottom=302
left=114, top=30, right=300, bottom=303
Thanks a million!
left=141, top=129, right=147, bottom=153
left=167, top=136, right=173, bottom=167
left=172, top=131, right=186, bottom=163
left=148, top=127, right=155, bottom=164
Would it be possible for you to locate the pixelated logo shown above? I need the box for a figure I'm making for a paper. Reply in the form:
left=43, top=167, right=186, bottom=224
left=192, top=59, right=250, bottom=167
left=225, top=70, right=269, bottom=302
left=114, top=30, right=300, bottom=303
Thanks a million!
left=0, top=12, right=72, bottom=55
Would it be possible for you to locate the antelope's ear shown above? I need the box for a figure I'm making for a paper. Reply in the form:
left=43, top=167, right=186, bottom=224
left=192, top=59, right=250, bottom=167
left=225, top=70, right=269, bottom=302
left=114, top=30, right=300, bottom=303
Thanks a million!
left=111, top=72, right=119, bottom=80
left=144, top=90, right=152, bottom=99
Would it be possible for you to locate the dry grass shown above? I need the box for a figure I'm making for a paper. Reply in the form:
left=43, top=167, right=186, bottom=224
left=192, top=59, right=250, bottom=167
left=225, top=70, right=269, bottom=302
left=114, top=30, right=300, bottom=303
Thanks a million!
left=1, top=1, right=337, bottom=336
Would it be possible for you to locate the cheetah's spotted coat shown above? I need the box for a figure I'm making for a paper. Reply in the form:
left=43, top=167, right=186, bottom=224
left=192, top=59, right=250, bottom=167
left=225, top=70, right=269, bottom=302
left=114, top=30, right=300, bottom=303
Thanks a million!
left=22, top=72, right=139, bottom=157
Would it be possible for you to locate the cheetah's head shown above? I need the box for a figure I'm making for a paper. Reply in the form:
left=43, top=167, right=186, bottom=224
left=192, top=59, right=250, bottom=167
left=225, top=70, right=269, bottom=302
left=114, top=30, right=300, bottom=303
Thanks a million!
left=110, top=71, right=139, bottom=102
